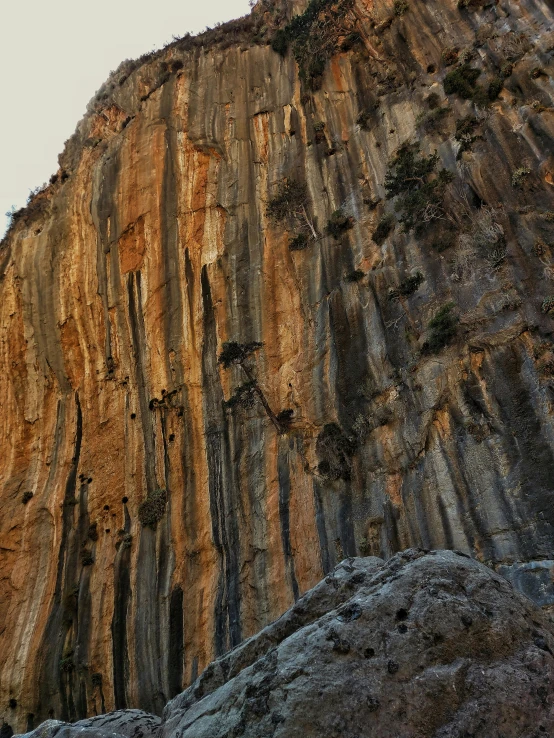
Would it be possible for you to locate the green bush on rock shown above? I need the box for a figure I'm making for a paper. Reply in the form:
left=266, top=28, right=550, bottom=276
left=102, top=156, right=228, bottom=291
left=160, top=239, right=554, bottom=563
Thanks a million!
left=385, top=143, right=453, bottom=233
left=326, top=209, right=354, bottom=240
left=427, top=303, right=458, bottom=352
left=443, top=64, right=481, bottom=99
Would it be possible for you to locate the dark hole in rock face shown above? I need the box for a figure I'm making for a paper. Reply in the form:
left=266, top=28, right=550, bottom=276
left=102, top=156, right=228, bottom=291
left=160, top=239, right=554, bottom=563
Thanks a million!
left=427, top=64, right=436, bottom=73
left=388, top=660, right=399, bottom=674
left=104, top=505, right=110, bottom=511
left=169, top=434, right=176, bottom=442
left=364, top=647, right=375, bottom=658
left=122, top=497, right=128, bottom=504
left=8, top=699, right=16, bottom=709
left=88, top=478, right=93, bottom=484
left=105, top=530, right=110, bottom=534
left=367, top=696, right=380, bottom=712
left=131, top=413, right=136, bottom=419
left=396, top=608, right=409, bottom=620
left=534, top=636, right=551, bottom=652
left=0, top=721, right=13, bottom=738
left=337, top=603, right=363, bottom=622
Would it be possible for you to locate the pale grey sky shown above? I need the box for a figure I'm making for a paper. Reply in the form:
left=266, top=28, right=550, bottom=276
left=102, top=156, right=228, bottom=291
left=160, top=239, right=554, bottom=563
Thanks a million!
left=0, top=0, right=251, bottom=236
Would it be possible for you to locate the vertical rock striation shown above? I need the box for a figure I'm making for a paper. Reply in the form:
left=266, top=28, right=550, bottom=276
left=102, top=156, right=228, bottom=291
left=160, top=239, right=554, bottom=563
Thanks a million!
left=1, top=0, right=554, bottom=729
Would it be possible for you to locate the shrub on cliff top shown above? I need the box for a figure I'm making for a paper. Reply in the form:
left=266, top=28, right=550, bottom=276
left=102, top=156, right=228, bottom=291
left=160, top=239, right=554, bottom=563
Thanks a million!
left=270, top=0, right=356, bottom=89
left=271, top=0, right=336, bottom=57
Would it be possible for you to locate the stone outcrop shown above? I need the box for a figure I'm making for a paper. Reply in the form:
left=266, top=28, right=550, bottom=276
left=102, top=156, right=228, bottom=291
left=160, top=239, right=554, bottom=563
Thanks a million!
left=10, top=711, right=161, bottom=738
left=14, top=551, right=554, bottom=737
left=1, top=0, right=554, bottom=730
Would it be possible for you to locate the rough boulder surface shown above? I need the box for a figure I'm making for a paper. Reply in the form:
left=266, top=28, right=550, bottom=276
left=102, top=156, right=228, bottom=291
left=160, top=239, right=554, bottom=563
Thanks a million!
left=16, top=551, right=554, bottom=738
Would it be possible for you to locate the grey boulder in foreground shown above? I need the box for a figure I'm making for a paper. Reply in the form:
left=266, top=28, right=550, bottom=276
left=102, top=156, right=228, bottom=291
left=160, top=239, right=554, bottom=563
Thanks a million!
left=18, top=550, right=554, bottom=737
left=12, top=711, right=161, bottom=738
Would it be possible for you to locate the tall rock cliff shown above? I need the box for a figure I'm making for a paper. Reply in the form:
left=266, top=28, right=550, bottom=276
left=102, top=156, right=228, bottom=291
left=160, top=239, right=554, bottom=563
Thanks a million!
left=1, top=0, right=554, bottom=730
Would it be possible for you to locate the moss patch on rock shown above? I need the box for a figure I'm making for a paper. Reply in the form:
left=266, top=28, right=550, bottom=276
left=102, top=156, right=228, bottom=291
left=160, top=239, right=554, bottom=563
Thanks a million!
left=138, top=488, right=168, bottom=529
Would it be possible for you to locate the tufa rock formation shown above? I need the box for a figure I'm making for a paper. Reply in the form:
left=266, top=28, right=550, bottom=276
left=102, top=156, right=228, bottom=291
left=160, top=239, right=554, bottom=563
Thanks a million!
left=12, top=550, right=554, bottom=737
left=1, top=0, right=554, bottom=730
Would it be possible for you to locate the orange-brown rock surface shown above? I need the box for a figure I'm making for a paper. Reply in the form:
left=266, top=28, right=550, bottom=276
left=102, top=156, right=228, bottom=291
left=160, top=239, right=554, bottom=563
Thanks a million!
left=1, top=0, right=554, bottom=731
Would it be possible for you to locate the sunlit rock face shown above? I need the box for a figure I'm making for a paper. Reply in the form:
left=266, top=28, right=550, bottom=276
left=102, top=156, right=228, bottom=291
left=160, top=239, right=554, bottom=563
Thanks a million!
left=1, top=0, right=554, bottom=730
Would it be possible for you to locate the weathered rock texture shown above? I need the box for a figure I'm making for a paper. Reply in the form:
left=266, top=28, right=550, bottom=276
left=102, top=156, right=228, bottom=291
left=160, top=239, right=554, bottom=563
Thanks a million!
left=14, top=551, right=554, bottom=737
left=11, top=711, right=161, bottom=738
left=1, top=0, right=554, bottom=730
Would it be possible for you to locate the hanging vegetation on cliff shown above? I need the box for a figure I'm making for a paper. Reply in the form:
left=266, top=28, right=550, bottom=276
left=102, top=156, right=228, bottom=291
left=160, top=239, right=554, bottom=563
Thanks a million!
left=271, top=0, right=357, bottom=89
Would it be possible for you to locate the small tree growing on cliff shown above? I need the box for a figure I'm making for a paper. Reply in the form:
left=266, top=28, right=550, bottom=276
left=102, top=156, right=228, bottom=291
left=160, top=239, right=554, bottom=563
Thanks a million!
left=218, top=341, right=292, bottom=433
left=385, top=143, right=453, bottom=233
left=267, top=179, right=318, bottom=247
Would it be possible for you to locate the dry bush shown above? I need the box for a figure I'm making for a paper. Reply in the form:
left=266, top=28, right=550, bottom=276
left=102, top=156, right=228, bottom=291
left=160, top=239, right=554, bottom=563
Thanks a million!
left=452, top=206, right=505, bottom=280
left=498, top=32, right=531, bottom=61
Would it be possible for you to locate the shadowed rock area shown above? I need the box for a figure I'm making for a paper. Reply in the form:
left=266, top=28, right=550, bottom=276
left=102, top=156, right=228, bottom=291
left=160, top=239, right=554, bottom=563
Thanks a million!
left=14, top=551, right=554, bottom=738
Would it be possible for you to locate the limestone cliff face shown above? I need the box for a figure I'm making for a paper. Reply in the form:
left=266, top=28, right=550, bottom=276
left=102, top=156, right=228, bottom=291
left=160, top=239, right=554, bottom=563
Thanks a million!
left=1, top=0, right=554, bottom=730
